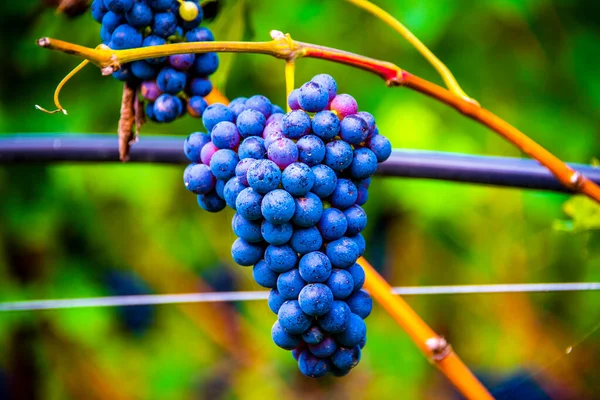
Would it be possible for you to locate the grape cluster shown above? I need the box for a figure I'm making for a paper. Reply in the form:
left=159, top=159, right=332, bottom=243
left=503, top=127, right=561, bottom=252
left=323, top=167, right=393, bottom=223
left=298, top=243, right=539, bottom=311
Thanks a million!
left=91, top=0, right=218, bottom=122
left=182, top=74, right=392, bottom=378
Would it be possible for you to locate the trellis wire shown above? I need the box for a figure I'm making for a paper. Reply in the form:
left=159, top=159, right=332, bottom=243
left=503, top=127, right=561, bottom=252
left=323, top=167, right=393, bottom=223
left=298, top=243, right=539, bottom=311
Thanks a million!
left=1, top=134, right=599, bottom=192
left=1, top=283, right=598, bottom=312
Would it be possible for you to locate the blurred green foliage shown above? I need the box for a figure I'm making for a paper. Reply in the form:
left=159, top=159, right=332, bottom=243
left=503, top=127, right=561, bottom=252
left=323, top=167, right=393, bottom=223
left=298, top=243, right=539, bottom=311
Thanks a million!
left=0, top=0, right=599, bottom=399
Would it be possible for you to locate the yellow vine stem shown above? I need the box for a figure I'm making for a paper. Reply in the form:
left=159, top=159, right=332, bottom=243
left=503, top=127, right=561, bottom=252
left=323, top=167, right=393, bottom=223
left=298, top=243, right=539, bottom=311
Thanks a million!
left=346, top=0, right=476, bottom=104
left=285, top=60, right=295, bottom=112
left=35, top=59, right=89, bottom=115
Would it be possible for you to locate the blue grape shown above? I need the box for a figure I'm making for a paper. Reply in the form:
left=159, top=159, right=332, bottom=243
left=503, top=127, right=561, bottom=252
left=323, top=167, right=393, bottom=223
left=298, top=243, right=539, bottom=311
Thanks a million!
left=237, top=109, right=266, bottom=138
left=112, top=65, right=136, bottom=82
left=228, top=97, right=247, bottom=118
left=298, top=81, right=328, bottom=112
left=234, top=158, right=255, bottom=186
left=264, top=244, right=297, bottom=273
left=298, top=251, right=331, bottom=283
left=297, top=135, right=326, bottom=167
left=356, top=111, right=376, bottom=135
left=335, top=313, right=366, bottom=347
left=308, top=336, right=337, bottom=358
left=356, top=185, right=368, bottom=206
left=277, top=269, right=306, bottom=299
left=347, top=263, right=365, bottom=292
left=271, top=104, right=285, bottom=115
left=238, top=137, right=266, bottom=160
left=287, top=88, right=301, bottom=110
left=131, top=60, right=157, bottom=80
left=311, top=110, right=340, bottom=141
left=253, top=259, right=279, bottom=289
left=235, top=187, right=263, bottom=220
left=197, top=191, right=226, bottom=212
left=104, top=0, right=133, bottom=14
left=125, top=1, right=153, bottom=28
left=209, top=149, right=239, bottom=180
left=281, top=163, right=315, bottom=197
left=350, top=148, right=378, bottom=180
left=102, top=11, right=124, bottom=34
left=292, top=193, right=323, bottom=228
left=367, top=134, right=392, bottom=162
left=343, top=205, right=367, bottom=236
left=231, top=238, right=264, bottom=266
left=187, top=96, right=208, bottom=118
left=272, top=320, right=301, bottom=350
left=317, top=208, right=348, bottom=241
left=282, top=110, right=311, bottom=140
left=318, top=300, right=350, bottom=334
left=324, top=140, right=353, bottom=172
left=267, top=138, right=299, bottom=170
left=311, top=74, right=337, bottom=101
left=298, top=350, right=329, bottom=378
left=215, top=179, right=225, bottom=199
left=169, top=53, right=196, bottom=71
left=111, top=24, right=143, bottom=49
left=186, top=26, right=215, bottom=42
left=290, top=226, right=323, bottom=255
left=261, top=189, right=295, bottom=224
left=247, top=160, right=281, bottom=194
left=150, top=0, right=172, bottom=11
left=183, top=131, right=210, bottom=162
left=223, top=177, right=247, bottom=210
left=183, top=163, right=215, bottom=194
left=91, top=0, right=107, bottom=23
left=326, top=269, right=354, bottom=299
left=261, top=221, right=293, bottom=245
left=152, top=12, right=177, bottom=37
left=349, top=233, right=366, bottom=257
left=157, top=67, right=187, bottom=94
left=311, top=164, right=337, bottom=198
left=232, top=213, right=262, bottom=243
left=268, top=289, right=285, bottom=314
left=331, top=346, right=361, bottom=371
left=188, top=77, right=212, bottom=96
left=302, top=325, right=325, bottom=345
left=340, top=115, right=369, bottom=144
left=245, top=95, right=272, bottom=119
left=298, top=283, right=333, bottom=316
left=153, top=94, right=182, bottom=122
left=192, top=52, right=219, bottom=76
left=326, top=237, right=359, bottom=269
left=211, top=121, right=241, bottom=149
left=345, top=289, right=373, bottom=319
left=329, top=179, right=358, bottom=210
left=202, top=103, right=234, bottom=132
left=278, top=300, right=311, bottom=334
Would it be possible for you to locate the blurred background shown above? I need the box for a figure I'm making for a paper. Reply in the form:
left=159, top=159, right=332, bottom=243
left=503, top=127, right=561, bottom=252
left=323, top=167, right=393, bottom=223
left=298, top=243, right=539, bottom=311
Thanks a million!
left=0, top=0, right=599, bottom=398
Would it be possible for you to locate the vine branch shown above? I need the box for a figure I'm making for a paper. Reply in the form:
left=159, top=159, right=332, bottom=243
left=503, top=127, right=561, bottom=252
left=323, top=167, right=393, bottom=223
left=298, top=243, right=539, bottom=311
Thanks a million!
left=36, top=35, right=600, bottom=203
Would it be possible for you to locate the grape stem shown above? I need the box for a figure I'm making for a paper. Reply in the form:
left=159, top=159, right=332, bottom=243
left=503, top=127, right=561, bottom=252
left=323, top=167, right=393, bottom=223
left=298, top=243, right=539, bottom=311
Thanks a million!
left=36, top=35, right=600, bottom=204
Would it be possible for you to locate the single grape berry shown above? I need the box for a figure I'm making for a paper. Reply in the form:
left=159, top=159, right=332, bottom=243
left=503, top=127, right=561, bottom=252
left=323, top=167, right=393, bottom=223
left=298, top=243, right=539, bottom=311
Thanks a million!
left=345, top=289, right=373, bottom=319
left=298, top=283, right=334, bottom=316
left=235, top=187, right=263, bottom=220
left=186, top=26, right=215, bottom=42
left=329, top=179, right=358, bottom=210
left=237, top=109, right=267, bottom=138
left=290, top=226, right=323, bottom=255
left=247, top=160, right=282, bottom=194
left=297, top=135, right=326, bottom=167
left=317, top=208, right=348, bottom=241
left=311, top=74, right=338, bottom=101
left=268, top=289, right=285, bottom=314
left=253, top=260, right=279, bottom=289
left=347, top=263, right=365, bottom=292
left=154, top=94, right=182, bottom=122
left=267, top=138, right=299, bottom=170
left=183, top=163, right=215, bottom=194
left=298, top=251, right=332, bottom=283
left=245, top=95, right=272, bottom=119
left=211, top=121, right=241, bottom=150
left=272, top=320, right=301, bottom=350
left=331, top=346, right=361, bottom=371
left=197, top=191, right=226, bottom=212
left=349, top=233, right=366, bottom=257
left=326, top=269, right=354, bottom=300
left=311, top=164, right=338, bottom=198
left=168, top=53, right=196, bottom=71
left=330, top=94, right=358, bottom=120
left=200, top=141, right=218, bottom=165
left=131, top=61, right=157, bottom=80
left=349, top=148, right=378, bottom=180
left=367, top=134, right=392, bottom=162
left=281, top=163, right=315, bottom=197
left=298, top=350, right=329, bottom=378
left=308, top=336, right=337, bottom=358
left=261, top=189, right=295, bottom=224
left=193, top=52, right=220, bottom=76
left=209, top=149, right=239, bottom=180
left=326, top=237, right=360, bottom=269
left=335, top=313, right=366, bottom=347
left=278, top=300, right=312, bottom=334
left=152, top=11, right=178, bottom=37
left=277, top=268, right=306, bottom=300
left=189, top=77, right=213, bottom=97
left=311, top=110, right=340, bottom=142
left=232, top=213, right=262, bottom=243
left=282, top=110, right=311, bottom=140
left=184, top=131, right=211, bottom=162
left=111, top=24, right=143, bottom=50
left=288, top=89, right=301, bottom=110
left=125, top=1, right=153, bottom=28
left=318, top=300, right=350, bottom=334
left=238, top=137, right=266, bottom=160
left=302, top=325, right=325, bottom=345
left=231, top=238, right=264, bottom=266
left=324, top=140, right=353, bottom=172
left=203, top=104, right=234, bottom=133
left=343, top=205, right=367, bottom=236
left=298, top=81, right=329, bottom=112
left=187, top=96, right=208, bottom=118
left=261, top=221, right=293, bottom=245
left=340, top=115, right=369, bottom=145
left=264, top=244, right=298, bottom=273
left=292, top=193, right=323, bottom=228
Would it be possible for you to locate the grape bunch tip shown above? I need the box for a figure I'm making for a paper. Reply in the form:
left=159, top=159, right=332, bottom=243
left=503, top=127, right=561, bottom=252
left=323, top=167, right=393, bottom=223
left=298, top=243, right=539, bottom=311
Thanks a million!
left=182, top=73, right=392, bottom=378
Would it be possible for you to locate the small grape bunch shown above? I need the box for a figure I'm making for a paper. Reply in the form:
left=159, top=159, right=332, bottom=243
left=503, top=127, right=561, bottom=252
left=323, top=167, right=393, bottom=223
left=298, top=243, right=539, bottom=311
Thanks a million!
left=91, top=0, right=218, bottom=123
left=182, top=74, right=392, bottom=378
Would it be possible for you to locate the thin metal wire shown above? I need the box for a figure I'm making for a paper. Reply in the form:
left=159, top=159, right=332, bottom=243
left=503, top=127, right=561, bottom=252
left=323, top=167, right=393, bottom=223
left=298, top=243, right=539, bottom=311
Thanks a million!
left=0, top=283, right=597, bottom=312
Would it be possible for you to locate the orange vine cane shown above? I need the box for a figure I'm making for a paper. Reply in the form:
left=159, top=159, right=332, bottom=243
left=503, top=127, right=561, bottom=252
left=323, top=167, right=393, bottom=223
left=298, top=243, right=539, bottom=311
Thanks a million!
left=359, top=257, right=494, bottom=400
